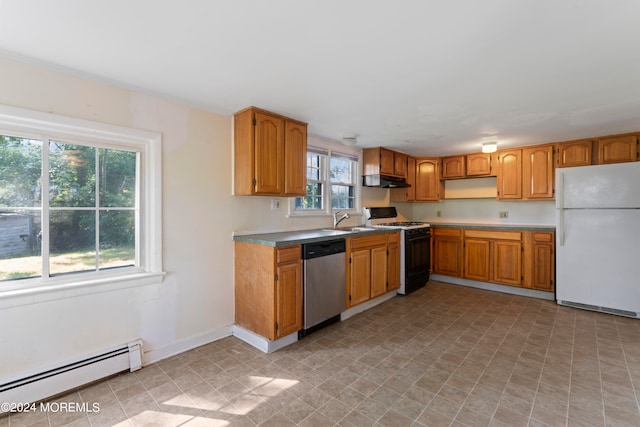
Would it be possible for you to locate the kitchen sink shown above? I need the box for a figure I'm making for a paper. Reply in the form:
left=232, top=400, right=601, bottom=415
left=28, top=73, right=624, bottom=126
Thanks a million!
left=325, top=226, right=375, bottom=233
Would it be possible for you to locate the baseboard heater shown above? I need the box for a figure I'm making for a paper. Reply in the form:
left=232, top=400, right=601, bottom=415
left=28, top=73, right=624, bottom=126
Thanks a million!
left=559, top=301, right=639, bottom=319
left=0, top=340, right=142, bottom=412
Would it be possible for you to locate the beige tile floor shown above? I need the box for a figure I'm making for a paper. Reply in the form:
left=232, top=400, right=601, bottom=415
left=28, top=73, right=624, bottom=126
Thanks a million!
left=2, top=281, right=640, bottom=426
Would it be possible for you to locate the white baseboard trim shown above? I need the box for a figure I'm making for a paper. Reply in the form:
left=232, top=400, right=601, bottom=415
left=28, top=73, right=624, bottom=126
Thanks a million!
left=142, top=325, right=233, bottom=366
left=430, top=275, right=555, bottom=301
left=341, top=290, right=397, bottom=321
left=232, top=325, right=298, bottom=353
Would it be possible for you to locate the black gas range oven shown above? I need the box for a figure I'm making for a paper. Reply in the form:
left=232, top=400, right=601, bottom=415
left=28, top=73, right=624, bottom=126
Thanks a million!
left=364, top=207, right=430, bottom=295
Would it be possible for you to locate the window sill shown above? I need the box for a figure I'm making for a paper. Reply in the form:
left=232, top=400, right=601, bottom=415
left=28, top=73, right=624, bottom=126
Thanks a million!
left=0, top=271, right=166, bottom=309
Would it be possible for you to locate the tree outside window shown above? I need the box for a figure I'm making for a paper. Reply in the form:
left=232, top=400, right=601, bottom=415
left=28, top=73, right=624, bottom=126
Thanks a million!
left=0, top=134, right=138, bottom=281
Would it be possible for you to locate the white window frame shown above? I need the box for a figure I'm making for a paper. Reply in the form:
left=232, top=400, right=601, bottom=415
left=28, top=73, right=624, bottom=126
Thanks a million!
left=0, top=104, right=163, bottom=304
left=289, top=135, right=361, bottom=217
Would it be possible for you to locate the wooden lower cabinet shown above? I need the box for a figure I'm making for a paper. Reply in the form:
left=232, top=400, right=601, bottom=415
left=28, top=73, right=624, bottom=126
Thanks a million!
left=463, top=239, right=491, bottom=282
left=523, top=231, right=555, bottom=291
left=432, top=228, right=463, bottom=276
left=235, top=242, right=302, bottom=340
left=347, top=232, right=400, bottom=307
left=433, top=227, right=554, bottom=292
left=387, top=232, right=401, bottom=291
left=493, top=239, right=522, bottom=286
left=463, top=229, right=522, bottom=287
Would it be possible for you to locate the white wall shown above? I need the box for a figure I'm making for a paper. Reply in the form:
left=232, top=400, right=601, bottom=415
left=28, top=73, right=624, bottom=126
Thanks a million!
left=407, top=198, right=555, bottom=225
left=0, top=57, right=389, bottom=381
left=0, top=57, right=243, bottom=379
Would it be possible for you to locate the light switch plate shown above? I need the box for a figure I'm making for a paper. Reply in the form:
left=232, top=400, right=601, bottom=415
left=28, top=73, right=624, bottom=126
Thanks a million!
left=271, top=198, right=281, bottom=211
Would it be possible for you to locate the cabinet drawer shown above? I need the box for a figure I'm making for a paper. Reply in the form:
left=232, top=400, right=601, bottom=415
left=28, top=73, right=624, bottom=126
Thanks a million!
left=277, top=245, right=301, bottom=264
left=349, top=234, right=387, bottom=250
left=464, top=229, right=522, bottom=241
left=387, top=232, right=400, bottom=244
left=532, top=232, right=554, bottom=242
left=432, top=228, right=462, bottom=237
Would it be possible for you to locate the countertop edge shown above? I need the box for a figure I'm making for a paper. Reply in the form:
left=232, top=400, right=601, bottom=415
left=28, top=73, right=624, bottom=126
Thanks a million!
left=428, top=222, right=555, bottom=231
left=233, top=228, right=398, bottom=246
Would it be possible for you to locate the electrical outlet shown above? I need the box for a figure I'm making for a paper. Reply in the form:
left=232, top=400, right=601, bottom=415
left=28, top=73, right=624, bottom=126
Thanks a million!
left=436, top=210, right=442, bottom=217
left=499, top=211, right=508, bottom=218
left=271, top=198, right=281, bottom=211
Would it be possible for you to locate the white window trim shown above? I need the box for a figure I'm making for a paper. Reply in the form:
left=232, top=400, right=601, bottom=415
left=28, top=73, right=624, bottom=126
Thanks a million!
left=0, top=104, right=164, bottom=304
left=289, top=135, right=362, bottom=217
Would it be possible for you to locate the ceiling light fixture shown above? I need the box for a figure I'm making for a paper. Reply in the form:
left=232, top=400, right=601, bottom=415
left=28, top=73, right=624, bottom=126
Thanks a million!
left=482, top=142, right=498, bottom=153
left=342, top=136, right=358, bottom=146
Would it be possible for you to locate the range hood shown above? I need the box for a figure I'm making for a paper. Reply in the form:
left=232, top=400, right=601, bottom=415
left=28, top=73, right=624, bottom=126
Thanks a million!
left=362, top=174, right=411, bottom=188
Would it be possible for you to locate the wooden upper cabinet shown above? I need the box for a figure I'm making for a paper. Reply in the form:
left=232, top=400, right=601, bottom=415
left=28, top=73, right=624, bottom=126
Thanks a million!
left=234, top=107, right=307, bottom=196
left=394, top=152, right=408, bottom=178
left=415, top=157, right=442, bottom=201
left=441, top=155, right=466, bottom=179
left=390, top=156, right=416, bottom=202
left=253, top=111, right=284, bottom=194
left=466, top=153, right=494, bottom=176
left=556, top=139, right=593, bottom=168
left=496, top=149, right=522, bottom=199
left=522, top=144, right=554, bottom=199
left=379, top=148, right=396, bottom=175
left=283, top=121, right=307, bottom=196
left=596, top=134, right=639, bottom=164
left=364, top=147, right=408, bottom=178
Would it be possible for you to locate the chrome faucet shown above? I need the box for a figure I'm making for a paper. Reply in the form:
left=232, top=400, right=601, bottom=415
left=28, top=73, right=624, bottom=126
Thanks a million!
left=333, top=211, right=350, bottom=228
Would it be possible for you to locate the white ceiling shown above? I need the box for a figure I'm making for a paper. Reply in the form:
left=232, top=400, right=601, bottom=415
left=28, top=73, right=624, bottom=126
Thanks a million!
left=1, top=0, right=640, bottom=156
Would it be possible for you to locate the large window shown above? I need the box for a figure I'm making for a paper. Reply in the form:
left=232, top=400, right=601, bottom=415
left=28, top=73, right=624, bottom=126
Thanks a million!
left=0, top=105, right=162, bottom=294
left=294, top=146, right=359, bottom=214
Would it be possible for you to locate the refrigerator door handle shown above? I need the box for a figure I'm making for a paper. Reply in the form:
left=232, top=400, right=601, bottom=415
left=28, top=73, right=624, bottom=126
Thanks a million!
left=557, top=171, right=564, bottom=246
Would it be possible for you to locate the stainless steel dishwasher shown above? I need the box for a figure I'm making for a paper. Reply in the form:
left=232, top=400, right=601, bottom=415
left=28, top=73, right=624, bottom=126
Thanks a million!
left=300, top=238, right=346, bottom=337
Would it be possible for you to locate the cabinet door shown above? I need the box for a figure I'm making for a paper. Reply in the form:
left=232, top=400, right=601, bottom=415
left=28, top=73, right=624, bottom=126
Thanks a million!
left=390, top=156, right=416, bottom=202
left=466, top=153, right=493, bottom=176
left=531, top=241, right=554, bottom=292
left=493, top=240, right=522, bottom=286
left=441, top=156, right=465, bottom=179
left=348, top=248, right=371, bottom=307
left=463, top=239, right=491, bottom=282
left=394, top=152, right=408, bottom=178
left=497, top=149, right=522, bottom=199
left=387, top=240, right=401, bottom=291
left=527, top=231, right=555, bottom=292
left=380, top=148, right=395, bottom=175
left=432, top=236, right=463, bottom=276
left=284, top=121, right=307, bottom=196
left=415, top=158, right=442, bottom=201
left=523, top=145, right=554, bottom=199
left=370, top=246, right=388, bottom=298
left=254, top=111, right=284, bottom=194
left=556, top=140, right=593, bottom=168
left=275, top=261, right=302, bottom=338
left=597, top=134, right=639, bottom=164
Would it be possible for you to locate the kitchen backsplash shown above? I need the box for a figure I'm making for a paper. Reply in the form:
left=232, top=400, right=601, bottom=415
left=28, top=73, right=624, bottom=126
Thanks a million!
left=407, top=198, right=555, bottom=225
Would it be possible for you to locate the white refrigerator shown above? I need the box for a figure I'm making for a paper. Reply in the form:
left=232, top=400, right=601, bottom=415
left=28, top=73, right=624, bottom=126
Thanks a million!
left=556, top=161, right=640, bottom=318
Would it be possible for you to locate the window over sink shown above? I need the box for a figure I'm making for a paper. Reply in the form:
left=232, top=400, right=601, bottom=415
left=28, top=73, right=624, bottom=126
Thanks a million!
left=291, top=137, right=360, bottom=216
